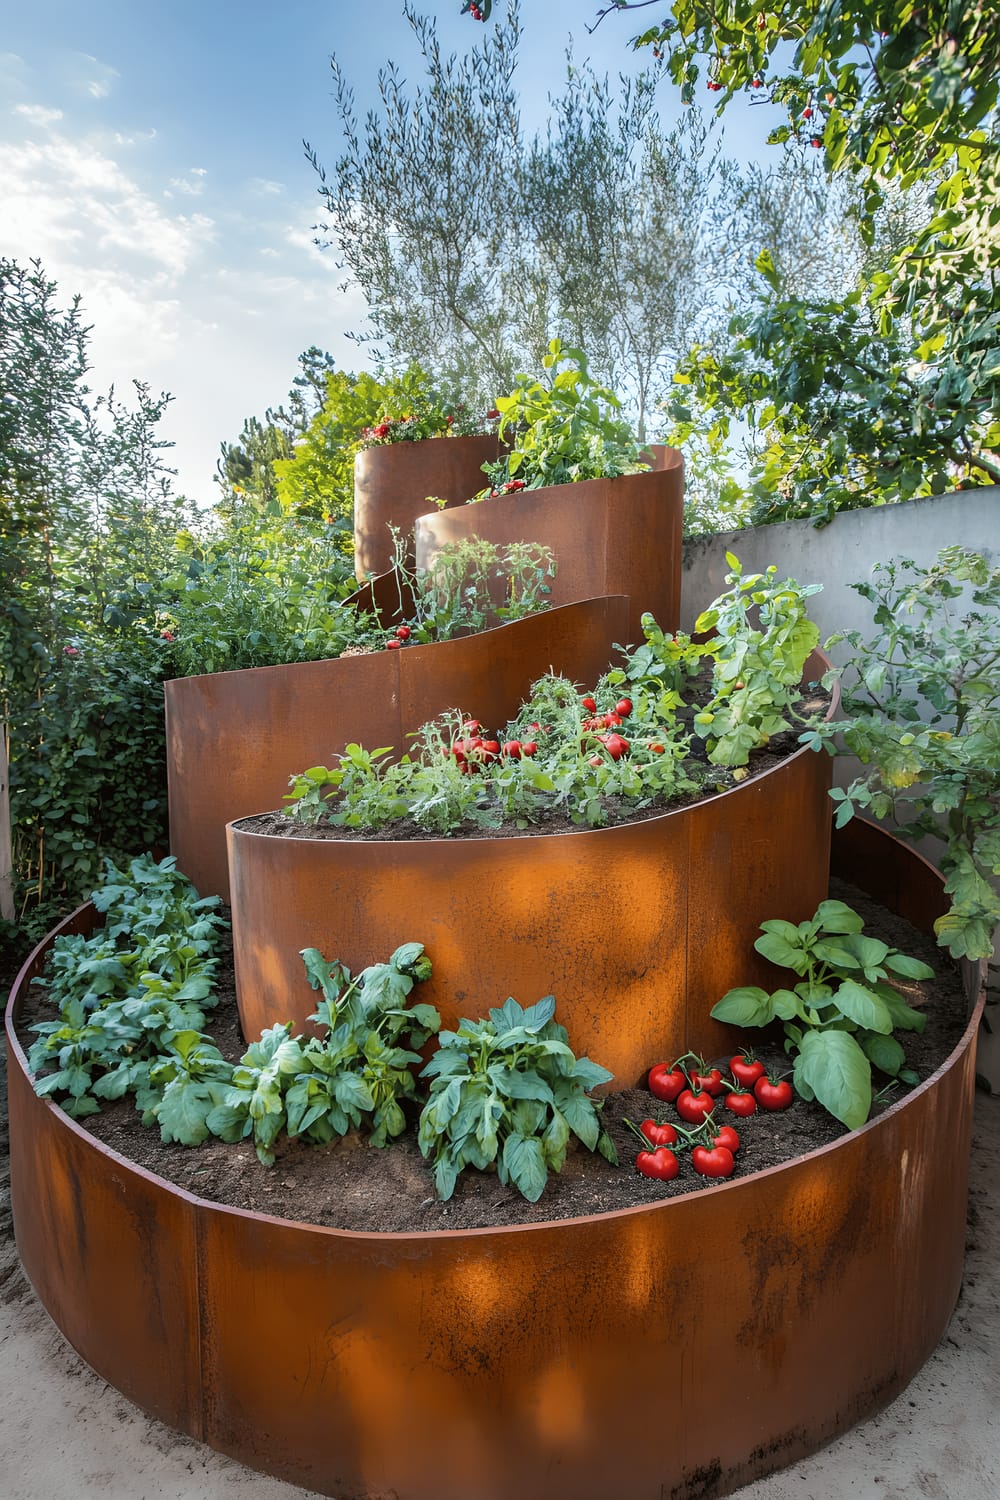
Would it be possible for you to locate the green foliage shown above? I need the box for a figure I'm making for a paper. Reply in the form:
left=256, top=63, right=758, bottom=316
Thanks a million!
left=207, top=943, right=439, bottom=1164
left=692, top=554, right=821, bottom=765
left=272, top=364, right=478, bottom=520
left=480, top=341, right=648, bottom=494
left=711, top=899, right=932, bottom=1129
left=417, top=994, right=617, bottom=1201
left=802, top=548, right=1000, bottom=960
left=284, top=556, right=825, bottom=828
left=28, top=855, right=227, bottom=1120
left=390, top=533, right=556, bottom=642
left=620, top=0, right=1000, bottom=518
left=215, top=347, right=336, bottom=514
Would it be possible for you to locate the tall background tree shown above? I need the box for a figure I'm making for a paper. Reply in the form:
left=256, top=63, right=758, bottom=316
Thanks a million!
left=309, top=0, right=725, bottom=445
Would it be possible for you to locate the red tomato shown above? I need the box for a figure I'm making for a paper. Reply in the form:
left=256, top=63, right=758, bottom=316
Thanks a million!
left=588, top=753, right=604, bottom=768
left=521, top=740, right=538, bottom=756
left=676, top=1088, right=716, bottom=1124
left=648, top=742, right=666, bottom=754
left=724, top=1090, right=757, bottom=1117
left=639, top=1119, right=678, bottom=1147
left=647, top=1064, right=686, bottom=1102
left=692, top=1067, right=725, bottom=1097
left=462, top=719, right=482, bottom=734
left=692, top=1145, right=735, bottom=1179
left=712, top=1124, right=740, bottom=1154
left=598, top=732, right=629, bottom=760
left=395, top=625, right=412, bottom=640
left=581, top=696, right=597, bottom=713
left=385, top=638, right=402, bottom=649
left=604, top=712, right=623, bottom=727
left=636, top=1147, right=680, bottom=1181
left=501, top=740, right=523, bottom=758
left=730, top=1053, right=766, bottom=1088
left=615, top=697, right=633, bottom=716
left=755, top=1076, right=794, bottom=1111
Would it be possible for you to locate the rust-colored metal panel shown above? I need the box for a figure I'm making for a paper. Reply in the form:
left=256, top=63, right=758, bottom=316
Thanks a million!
left=5, top=908, right=202, bottom=1436
left=166, top=597, right=629, bottom=901
left=227, top=711, right=833, bottom=1082
left=354, top=435, right=501, bottom=581
left=416, top=446, right=685, bottom=645
left=5, top=825, right=982, bottom=1499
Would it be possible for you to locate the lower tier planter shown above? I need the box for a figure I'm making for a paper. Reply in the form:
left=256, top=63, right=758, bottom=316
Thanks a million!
left=5, top=823, right=983, bottom=1500
left=228, top=696, right=834, bottom=1080
left=165, top=596, right=629, bottom=903
left=416, top=444, right=685, bottom=646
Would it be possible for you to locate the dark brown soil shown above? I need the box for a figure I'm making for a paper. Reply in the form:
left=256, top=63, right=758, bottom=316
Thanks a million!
left=11, top=878, right=971, bottom=1235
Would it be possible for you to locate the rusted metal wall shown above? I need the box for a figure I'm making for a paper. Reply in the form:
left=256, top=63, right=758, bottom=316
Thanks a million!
left=5, top=823, right=982, bottom=1500
left=166, top=596, right=630, bottom=901
left=228, top=655, right=836, bottom=1076
left=353, top=434, right=501, bottom=581
left=416, top=445, right=685, bottom=647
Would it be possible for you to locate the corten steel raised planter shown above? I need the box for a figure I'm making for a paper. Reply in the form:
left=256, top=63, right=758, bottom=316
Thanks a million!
left=416, top=445, right=685, bottom=645
left=165, top=596, right=630, bottom=902
left=353, top=434, right=501, bottom=582
left=227, top=649, right=837, bottom=1074
left=5, top=822, right=983, bottom=1500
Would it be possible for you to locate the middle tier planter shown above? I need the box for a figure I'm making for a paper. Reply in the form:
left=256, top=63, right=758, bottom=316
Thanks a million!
left=166, top=597, right=629, bottom=903
left=415, top=444, right=685, bottom=646
left=228, top=690, right=834, bottom=1082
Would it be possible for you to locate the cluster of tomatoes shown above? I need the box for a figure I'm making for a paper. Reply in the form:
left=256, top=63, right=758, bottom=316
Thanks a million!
left=384, top=625, right=412, bottom=650
left=444, top=718, right=539, bottom=773
left=629, top=1051, right=794, bottom=1183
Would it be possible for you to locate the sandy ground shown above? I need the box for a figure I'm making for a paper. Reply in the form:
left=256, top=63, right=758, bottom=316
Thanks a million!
left=1, top=1041, right=998, bottom=1500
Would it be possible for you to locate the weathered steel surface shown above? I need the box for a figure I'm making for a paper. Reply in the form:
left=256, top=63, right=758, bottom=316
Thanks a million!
left=5, top=823, right=982, bottom=1500
left=416, top=445, right=685, bottom=645
left=228, top=650, right=836, bottom=1073
left=166, top=596, right=630, bottom=901
left=5, top=905, right=202, bottom=1436
left=354, top=434, right=501, bottom=582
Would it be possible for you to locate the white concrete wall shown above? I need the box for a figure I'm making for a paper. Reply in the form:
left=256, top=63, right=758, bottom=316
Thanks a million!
left=681, top=487, right=999, bottom=645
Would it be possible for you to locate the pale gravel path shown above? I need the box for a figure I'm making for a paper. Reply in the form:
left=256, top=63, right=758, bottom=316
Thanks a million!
left=1, top=1037, right=998, bottom=1500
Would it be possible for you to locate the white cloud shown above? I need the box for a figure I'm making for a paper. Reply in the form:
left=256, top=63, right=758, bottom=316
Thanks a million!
left=73, top=53, right=120, bottom=101
left=248, top=177, right=285, bottom=196
left=13, top=103, right=63, bottom=126
left=166, top=167, right=208, bottom=197
left=1, top=100, right=371, bottom=506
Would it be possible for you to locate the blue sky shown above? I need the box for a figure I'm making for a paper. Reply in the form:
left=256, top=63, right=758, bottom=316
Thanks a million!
left=2, top=1, right=777, bottom=504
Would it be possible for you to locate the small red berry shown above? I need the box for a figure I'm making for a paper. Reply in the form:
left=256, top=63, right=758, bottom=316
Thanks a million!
left=802, top=107, right=813, bottom=119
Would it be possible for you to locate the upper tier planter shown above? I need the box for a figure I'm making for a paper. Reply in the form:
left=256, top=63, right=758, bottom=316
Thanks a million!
left=165, top=596, right=629, bottom=903
left=353, top=433, right=501, bottom=581
left=416, top=444, right=685, bottom=644
left=228, top=650, right=835, bottom=1077
left=5, top=822, right=984, bottom=1500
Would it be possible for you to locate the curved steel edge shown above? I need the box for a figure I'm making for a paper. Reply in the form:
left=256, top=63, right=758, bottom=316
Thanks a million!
left=165, top=595, right=631, bottom=903
left=4, top=822, right=984, bottom=1500
left=227, top=648, right=838, bottom=1075
left=416, top=444, right=685, bottom=648
left=353, top=434, right=501, bottom=582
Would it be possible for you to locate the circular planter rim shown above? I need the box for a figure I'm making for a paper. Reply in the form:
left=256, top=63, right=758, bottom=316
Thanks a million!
left=164, top=593, right=632, bottom=691
left=6, top=837, right=982, bottom=1246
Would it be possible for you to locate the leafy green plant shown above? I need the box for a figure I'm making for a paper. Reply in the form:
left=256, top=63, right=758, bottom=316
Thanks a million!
left=207, top=942, right=438, bottom=1163
left=417, top=994, right=618, bottom=1202
left=711, top=899, right=933, bottom=1129
left=381, top=530, right=556, bottom=644
left=28, top=855, right=227, bottom=1118
left=691, top=554, right=822, bottom=766
left=478, top=340, right=648, bottom=496
left=802, top=547, right=1000, bottom=961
